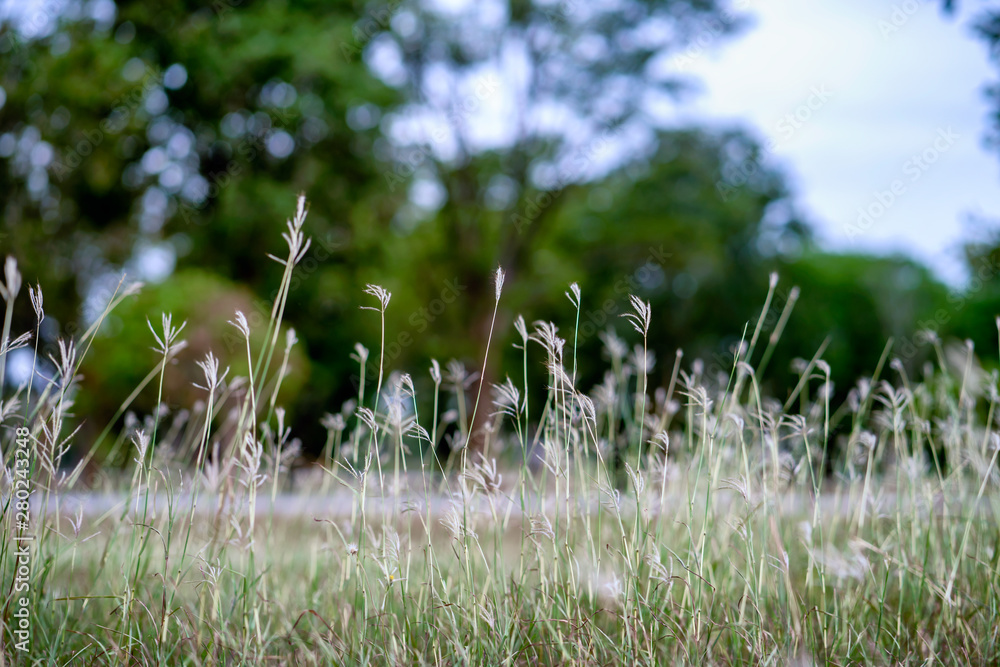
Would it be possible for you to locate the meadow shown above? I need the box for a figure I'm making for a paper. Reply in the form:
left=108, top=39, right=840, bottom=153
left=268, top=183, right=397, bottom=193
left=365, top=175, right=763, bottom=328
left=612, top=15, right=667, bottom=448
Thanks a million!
left=1, top=197, right=999, bottom=665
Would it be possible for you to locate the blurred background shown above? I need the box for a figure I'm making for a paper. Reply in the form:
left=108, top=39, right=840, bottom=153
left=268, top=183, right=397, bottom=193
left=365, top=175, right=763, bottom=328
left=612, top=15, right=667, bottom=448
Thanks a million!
left=2, top=0, right=1000, bottom=455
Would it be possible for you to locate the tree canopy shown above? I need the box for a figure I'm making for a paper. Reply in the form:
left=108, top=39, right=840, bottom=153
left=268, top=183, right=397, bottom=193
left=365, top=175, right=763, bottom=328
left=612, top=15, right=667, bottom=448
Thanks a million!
left=0, top=0, right=991, bottom=458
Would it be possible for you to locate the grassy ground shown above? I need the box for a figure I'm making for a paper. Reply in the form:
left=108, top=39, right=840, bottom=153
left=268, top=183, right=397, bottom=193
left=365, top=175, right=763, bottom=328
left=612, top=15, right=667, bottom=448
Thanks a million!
left=1, top=197, right=999, bottom=665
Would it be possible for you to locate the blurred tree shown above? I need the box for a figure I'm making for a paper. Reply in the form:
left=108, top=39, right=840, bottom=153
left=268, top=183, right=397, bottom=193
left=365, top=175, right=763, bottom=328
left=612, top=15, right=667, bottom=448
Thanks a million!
left=0, top=0, right=954, bottom=464
left=359, top=0, right=759, bottom=439
left=0, top=0, right=398, bottom=446
left=944, top=229, right=1000, bottom=355
left=517, top=128, right=947, bottom=411
left=1, top=0, right=766, bottom=446
left=972, top=5, right=1000, bottom=158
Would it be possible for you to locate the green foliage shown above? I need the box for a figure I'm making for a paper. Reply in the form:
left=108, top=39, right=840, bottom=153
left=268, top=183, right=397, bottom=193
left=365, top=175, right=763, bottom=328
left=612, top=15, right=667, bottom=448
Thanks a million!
left=0, top=0, right=992, bottom=458
left=78, top=269, right=309, bottom=441
left=2, top=236, right=1000, bottom=664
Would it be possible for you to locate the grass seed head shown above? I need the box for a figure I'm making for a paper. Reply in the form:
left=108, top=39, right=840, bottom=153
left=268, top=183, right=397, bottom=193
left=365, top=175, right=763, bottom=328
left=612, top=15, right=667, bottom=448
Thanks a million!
left=565, top=282, right=581, bottom=309
left=622, top=294, right=651, bottom=336
left=361, top=284, right=391, bottom=312
left=494, top=266, right=505, bottom=302
left=0, top=256, right=21, bottom=302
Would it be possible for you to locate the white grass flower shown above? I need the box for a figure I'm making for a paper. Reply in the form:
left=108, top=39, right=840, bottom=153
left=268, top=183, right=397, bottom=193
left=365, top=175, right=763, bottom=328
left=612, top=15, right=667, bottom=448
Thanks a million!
left=851, top=431, right=877, bottom=467
left=228, top=516, right=255, bottom=551
left=531, top=321, right=565, bottom=360
left=492, top=377, right=522, bottom=418
left=540, top=436, right=567, bottom=478
left=798, top=520, right=813, bottom=546
left=194, top=352, right=229, bottom=393
left=811, top=542, right=870, bottom=582
left=599, top=327, right=627, bottom=362
left=338, top=450, right=371, bottom=483
left=565, top=282, right=581, bottom=309
left=199, top=443, right=228, bottom=492
left=680, top=385, right=713, bottom=414
left=321, top=412, right=346, bottom=434
left=149, top=312, right=188, bottom=355
left=429, top=358, right=441, bottom=385
left=356, top=407, right=379, bottom=435
left=777, top=451, right=802, bottom=487
left=528, top=514, right=555, bottom=545
left=625, top=462, right=645, bottom=495
left=197, top=557, right=225, bottom=591
left=494, top=266, right=505, bottom=302
left=132, top=429, right=151, bottom=465
left=228, top=311, right=250, bottom=340
left=645, top=549, right=673, bottom=585
left=361, top=284, right=391, bottom=312
left=67, top=506, right=85, bottom=539
left=602, top=572, right=624, bottom=606
left=629, top=344, right=655, bottom=375
left=513, top=314, right=529, bottom=347
left=268, top=195, right=312, bottom=267
left=236, top=434, right=267, bottom=489
left=351, top=342, right=369, bottom=365
left=649, top=431, right=670, bottom=454
left=622, top=294, right=651, bottom=336
left=720, top=476, right=751, bottom=504
left=446, top=431, right=467, bottom=453
left=0, top=397, right=22, bottom=425
left=0, top=331, right=32, bottom=357
left=28, top=284, right=43, bottom=321
left=384, top=528, right=401, bottom=561
left=48, top=338, right=77, bottom=390
left=444, top=359, right=477, bottom=390
left=0, top=256, right=21, bottom=302
left=577, top=394, right=597, bottom=427
left=120, top=281, right=144, bottom=299
left=599, top=480, right=622, bottom=513
left=592, top=372, right=617, bottom=411
left=780, top=414, right=813, bottom=440
left=295, top=192, right=307, bottom=225
left=466, top=455, right=502, bottom=496
left=440, top=504, right=476, bottom=541
left=398, top=372, right=415, bottom=397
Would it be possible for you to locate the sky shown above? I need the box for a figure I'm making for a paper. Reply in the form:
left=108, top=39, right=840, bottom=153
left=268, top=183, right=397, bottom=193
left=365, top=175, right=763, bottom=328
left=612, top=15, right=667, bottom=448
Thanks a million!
left=672, top=0, right=1000, bottom=284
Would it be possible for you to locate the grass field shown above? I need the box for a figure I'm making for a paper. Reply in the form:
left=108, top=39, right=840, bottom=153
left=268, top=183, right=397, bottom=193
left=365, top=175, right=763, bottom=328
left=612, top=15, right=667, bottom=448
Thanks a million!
left=2, top=198, right=999, bottom=665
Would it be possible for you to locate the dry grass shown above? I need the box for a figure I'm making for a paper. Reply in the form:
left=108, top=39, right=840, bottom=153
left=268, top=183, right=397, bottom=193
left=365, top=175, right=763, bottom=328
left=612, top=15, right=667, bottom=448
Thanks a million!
left=1, top=197, right=999, bottom=665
